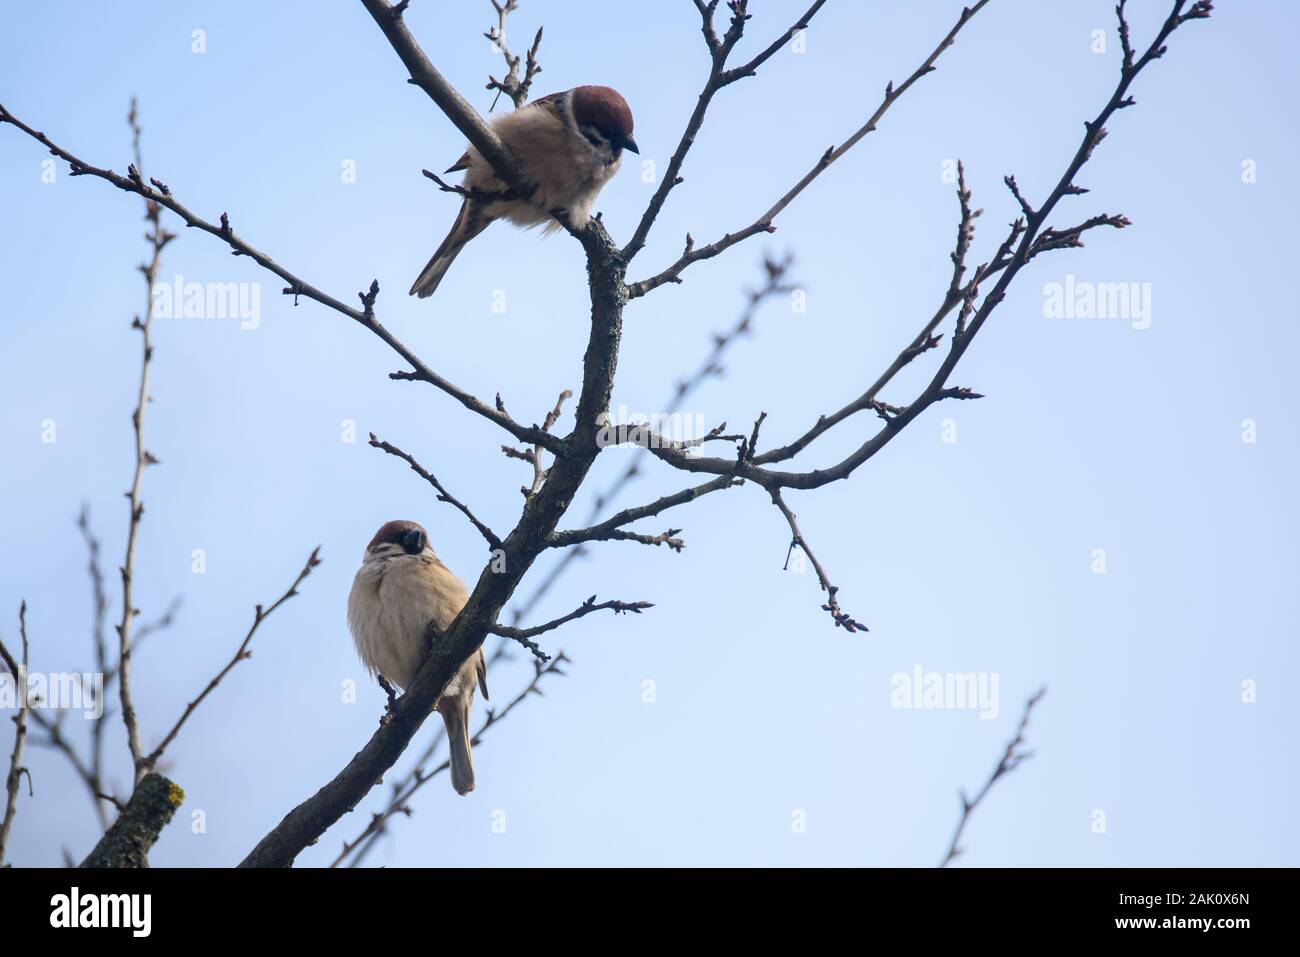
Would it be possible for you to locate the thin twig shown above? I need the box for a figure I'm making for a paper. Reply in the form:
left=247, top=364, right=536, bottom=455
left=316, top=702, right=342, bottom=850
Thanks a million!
left=0, top=101, right=562, bottom=455
left=940, top=687, right=1047, bottom=867
left=367, top=433, right=503, bottom=550
left=485, top=0, right=544, bottom=110
left=628, top=1, right=990, bottom=294
left=519, top=389, right=572, bottom=500
left=116, top=98, right=173, bottom=782
left=0, top=602, right=31, bottom=864
left=624, top=2, right=1211, bottom=494
left=492, top=595, right=652, bottom=644
left=622, top=0, right=830, bottom=262
left=330, top=651, right=568, bottom=868
left=137, top=548, right=321, bottom=775
left=76, top=505, right=113, bottom=830
left=770, top=490, right=867, bottom=633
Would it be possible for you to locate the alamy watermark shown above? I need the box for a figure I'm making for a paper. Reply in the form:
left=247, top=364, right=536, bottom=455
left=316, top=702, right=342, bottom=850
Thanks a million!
left=1042, top=274, right=1152, bottom=330
left=151, top=274, right=261, bottom=329
left=1, top=666, right=104, bottom=719
left=890, top=665, right=1000, bottom=719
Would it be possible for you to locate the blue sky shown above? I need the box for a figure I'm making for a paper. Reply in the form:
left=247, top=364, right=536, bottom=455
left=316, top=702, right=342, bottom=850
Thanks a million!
left=1, top=0, right=1295, bottom=867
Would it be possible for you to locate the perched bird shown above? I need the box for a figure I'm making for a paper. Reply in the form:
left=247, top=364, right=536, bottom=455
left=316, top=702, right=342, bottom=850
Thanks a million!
left=347, top=520, right=488, bottom=795
left=410, top=84, right=638, bottom=298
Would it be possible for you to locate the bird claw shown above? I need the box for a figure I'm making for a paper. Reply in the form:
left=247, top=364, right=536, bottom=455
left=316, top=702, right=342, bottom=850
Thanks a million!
left=377, top=674, right=399, bottom=723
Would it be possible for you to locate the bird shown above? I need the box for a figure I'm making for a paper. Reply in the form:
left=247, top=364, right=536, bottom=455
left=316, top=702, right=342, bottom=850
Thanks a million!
left=347, top=519, right=488, bottom=795
left=409, top=84, right=638, bottom=298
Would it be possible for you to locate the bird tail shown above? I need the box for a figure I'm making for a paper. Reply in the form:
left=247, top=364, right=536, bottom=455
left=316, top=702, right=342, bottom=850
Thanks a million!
left=438, top=697, right=476, bottom=795
left=410, top=201, right=490, bottom=299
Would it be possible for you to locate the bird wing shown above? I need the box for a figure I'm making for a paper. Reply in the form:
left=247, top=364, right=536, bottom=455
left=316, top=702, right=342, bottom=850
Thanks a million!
left=444, top=93, right=562, bottom=173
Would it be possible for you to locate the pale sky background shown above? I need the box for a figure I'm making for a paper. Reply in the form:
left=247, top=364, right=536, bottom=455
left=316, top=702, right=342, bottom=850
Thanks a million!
left=1, top=1, right=1295, bottom=867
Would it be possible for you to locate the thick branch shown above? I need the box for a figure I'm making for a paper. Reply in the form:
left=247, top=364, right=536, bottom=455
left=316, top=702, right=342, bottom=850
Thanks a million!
left=80, top=772, right=183, bottom=868
left=359, top=0, right=531, bottom=196
left=240, top=7, right=632, bottom=857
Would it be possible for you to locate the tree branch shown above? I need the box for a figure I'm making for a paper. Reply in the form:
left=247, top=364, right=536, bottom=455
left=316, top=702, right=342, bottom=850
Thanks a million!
left=0, top=103, right=562, bottom=455
left=79, top=772, right=183, bottom=868
left=0, top=602, right=31, bottom=865
left=138, top=548, right=321, bottom=775
left=491, top=596, right=653, bottom=644
left=485, top=0, right=544, bottom=110
left=621, top=0, right=1210, bottom=494
left=238, top=2, right=634, bottom=866
left=330, top=650, right=568, bottom=868
left=367, top=433, right=503, bottom=550
left=549, top=475, right=741, bottom=549
left=627, top=0, right=990, bottom=294
left=770, top=490, right=867, bottom=633
left=622, top=0, right=829, bottom=262
left=115, top=97, right=171, bottom=782
left=940, top=686, right=1047, bottom=867
left=76, top=505, right=114, bottom=830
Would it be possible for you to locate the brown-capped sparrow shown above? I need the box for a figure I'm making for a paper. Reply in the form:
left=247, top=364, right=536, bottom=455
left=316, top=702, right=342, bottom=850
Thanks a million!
left=347, top=520, right=488, bottom=795
left=410, top=84, right=637, bottom=298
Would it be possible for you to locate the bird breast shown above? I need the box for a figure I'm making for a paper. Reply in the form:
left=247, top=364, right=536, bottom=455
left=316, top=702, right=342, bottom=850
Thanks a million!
left=347, top=554, right=468, bottom=691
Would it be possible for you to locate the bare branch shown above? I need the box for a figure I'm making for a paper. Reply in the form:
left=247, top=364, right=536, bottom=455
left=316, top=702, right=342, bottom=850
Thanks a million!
left=622, top=0, right=830, bottom=261
left=523, top=389, right=573, bottom=499
left=0, top=102, right=562, bottom=455
left=940, top=687, right=1047, bottom=867
left=721, top=0, right=828, bottom=85
left=624, top=1, right=1210, bottom=491
left=113, top=98, right=170, bottom=782
left=0, top=602, right=31, bottom=865
left=770, top=491, right=867, bottom=633
left=550, top=475, right=741, bottom=549
left=138, top=548, right=321, bottom=775
left=485, top=0, right=544, bottom=110
left=627, top=0, right=991, bottom=294
left=331, top=650, right=568, bottom=868
left=587, top=527, right=686, bottom=551
left=80, top=772, right=183, bottom=868
left=75, top=505, right=113, bottom=830
left=367, top=433, right=504, bottom=550
left=491, top=596, right=653, bottom=648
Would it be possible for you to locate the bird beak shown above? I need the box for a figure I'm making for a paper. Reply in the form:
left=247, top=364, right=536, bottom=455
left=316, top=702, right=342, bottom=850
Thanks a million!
left=400, top=528, right=426, bottom=555
left=620, top=135, right=639, bottom=155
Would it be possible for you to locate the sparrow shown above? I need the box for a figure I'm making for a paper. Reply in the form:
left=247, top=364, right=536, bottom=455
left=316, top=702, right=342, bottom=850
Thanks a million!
left=410, top=84, right=638, bottom=298
left=347, top=520, right=488, bottom=795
